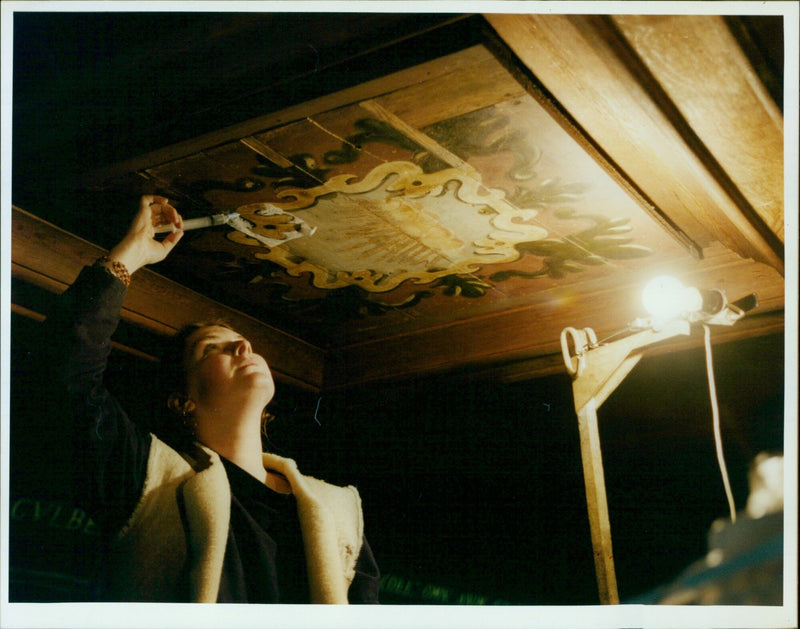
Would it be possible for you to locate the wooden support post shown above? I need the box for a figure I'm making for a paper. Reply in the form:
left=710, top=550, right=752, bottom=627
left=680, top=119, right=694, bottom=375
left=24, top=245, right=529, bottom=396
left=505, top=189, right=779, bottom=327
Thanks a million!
left=564, top=320, right=691, bottom=604
left=576, top=398, right=619, bottom=604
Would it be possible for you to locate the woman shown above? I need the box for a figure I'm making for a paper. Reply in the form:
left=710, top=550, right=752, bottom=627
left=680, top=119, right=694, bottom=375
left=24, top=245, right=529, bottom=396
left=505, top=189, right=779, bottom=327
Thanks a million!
left=43, top=195, right=380, bottom=603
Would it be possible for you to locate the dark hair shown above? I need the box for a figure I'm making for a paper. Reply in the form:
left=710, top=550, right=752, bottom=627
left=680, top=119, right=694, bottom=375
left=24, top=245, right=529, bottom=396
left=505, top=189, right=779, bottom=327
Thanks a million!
left=158, top=320, right=229, bottom=402
left=151, top=320, right=274, bottom=451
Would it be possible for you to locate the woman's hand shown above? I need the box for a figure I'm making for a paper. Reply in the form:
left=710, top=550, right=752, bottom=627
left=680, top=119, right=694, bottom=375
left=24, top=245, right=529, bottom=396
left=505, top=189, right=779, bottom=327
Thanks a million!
left=106, top=195, right=184, bottom=275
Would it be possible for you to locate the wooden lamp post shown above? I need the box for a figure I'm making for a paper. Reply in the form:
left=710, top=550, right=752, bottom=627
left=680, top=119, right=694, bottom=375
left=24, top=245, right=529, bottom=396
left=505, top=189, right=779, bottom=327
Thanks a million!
left=560, top=277, right=754, bottom=604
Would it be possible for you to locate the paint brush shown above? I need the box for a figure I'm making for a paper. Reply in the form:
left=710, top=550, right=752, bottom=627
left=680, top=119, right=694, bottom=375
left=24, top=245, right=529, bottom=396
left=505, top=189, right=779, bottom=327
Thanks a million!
left=154, top=205, right=316, bottom=249
left=154, top=212, right=240, bottom=233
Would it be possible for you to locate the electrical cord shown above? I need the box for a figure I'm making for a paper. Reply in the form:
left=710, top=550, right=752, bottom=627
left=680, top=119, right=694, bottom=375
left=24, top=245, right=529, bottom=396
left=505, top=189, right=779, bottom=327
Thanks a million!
left=703, top=324, right=737, bottom=523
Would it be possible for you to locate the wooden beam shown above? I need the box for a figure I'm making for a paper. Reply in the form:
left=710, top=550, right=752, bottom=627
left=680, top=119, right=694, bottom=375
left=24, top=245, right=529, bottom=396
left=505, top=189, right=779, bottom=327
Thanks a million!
left=366, top=44, right=526, bottom=130
left=485, top=14, right=784, bottom=273
left=10, top=206, right=325, bottom=391
left=325, top=279, right=784, bottom=390
left=610, top=15, right=784, bottom=243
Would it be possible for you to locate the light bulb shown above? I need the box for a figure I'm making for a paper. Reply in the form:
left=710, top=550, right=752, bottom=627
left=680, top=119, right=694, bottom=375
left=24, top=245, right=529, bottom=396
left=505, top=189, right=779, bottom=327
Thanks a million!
left=642, top=275, right=702, bottom=321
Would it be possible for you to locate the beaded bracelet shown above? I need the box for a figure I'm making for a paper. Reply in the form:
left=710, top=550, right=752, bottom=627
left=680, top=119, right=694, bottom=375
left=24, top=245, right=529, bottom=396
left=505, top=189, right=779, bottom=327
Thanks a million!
left=96, top=256, right=131, bottom=287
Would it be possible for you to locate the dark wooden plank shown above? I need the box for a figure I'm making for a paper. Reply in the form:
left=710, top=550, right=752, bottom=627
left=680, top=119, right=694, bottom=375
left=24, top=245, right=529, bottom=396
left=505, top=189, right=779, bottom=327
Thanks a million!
left=325, top=241, right=784, bottom=388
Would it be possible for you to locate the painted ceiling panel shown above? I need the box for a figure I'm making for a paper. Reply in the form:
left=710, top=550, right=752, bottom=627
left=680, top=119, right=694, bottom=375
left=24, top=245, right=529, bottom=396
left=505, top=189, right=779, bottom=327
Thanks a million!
left=11, top=13, right=785, bottom=385
left=130, top=46, right=700, bottom=351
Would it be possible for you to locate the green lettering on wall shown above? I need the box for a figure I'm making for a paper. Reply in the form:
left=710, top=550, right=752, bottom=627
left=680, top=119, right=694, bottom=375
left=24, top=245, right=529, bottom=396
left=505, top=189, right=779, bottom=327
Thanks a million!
left=10, top=497, right=99, bottom=536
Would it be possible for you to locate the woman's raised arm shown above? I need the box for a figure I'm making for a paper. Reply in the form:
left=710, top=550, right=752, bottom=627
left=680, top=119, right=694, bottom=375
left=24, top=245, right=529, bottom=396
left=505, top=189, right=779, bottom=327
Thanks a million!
left=104, top=195, right=184, bottom=275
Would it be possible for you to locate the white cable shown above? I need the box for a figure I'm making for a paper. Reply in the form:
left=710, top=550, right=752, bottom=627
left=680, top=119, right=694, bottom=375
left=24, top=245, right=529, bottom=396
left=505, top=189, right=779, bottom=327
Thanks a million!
left=703, top=324, right=737, bottom=523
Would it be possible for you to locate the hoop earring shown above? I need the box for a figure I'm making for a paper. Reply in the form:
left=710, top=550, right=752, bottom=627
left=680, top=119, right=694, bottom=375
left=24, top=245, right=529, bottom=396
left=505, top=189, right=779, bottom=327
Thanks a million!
left=261, top=409, right=275, bottom=440
left=168, top=393, right=197, bottom=436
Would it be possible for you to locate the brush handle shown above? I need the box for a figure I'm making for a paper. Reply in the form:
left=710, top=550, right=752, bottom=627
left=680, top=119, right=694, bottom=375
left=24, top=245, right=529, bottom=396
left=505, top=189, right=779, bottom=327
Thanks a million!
left=154, top=213, right=238, bottom=233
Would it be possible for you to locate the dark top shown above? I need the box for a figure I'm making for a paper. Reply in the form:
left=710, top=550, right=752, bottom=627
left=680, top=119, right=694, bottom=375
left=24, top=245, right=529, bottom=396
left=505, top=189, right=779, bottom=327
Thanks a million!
left=43, top=264, right=379, bottom=603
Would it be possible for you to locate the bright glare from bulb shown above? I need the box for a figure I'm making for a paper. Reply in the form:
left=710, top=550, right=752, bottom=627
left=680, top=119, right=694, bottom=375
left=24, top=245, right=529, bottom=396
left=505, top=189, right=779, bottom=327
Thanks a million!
left=642, top=275, right=702, bottom=321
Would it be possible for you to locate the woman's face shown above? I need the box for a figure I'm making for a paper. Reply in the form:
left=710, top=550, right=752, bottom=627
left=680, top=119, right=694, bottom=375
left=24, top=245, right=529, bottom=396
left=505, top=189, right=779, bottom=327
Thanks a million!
left=181, top=324, right=275, bottom=413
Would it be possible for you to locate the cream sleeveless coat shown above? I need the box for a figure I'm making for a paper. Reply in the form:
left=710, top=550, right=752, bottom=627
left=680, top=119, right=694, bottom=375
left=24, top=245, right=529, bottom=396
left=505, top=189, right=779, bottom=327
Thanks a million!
left=104, top=434, right=363, bottom=603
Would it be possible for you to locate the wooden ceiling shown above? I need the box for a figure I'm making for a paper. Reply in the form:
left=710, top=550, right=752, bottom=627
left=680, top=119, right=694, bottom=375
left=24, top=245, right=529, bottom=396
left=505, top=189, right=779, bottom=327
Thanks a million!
left=10, top=11, right=786, bottom=392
